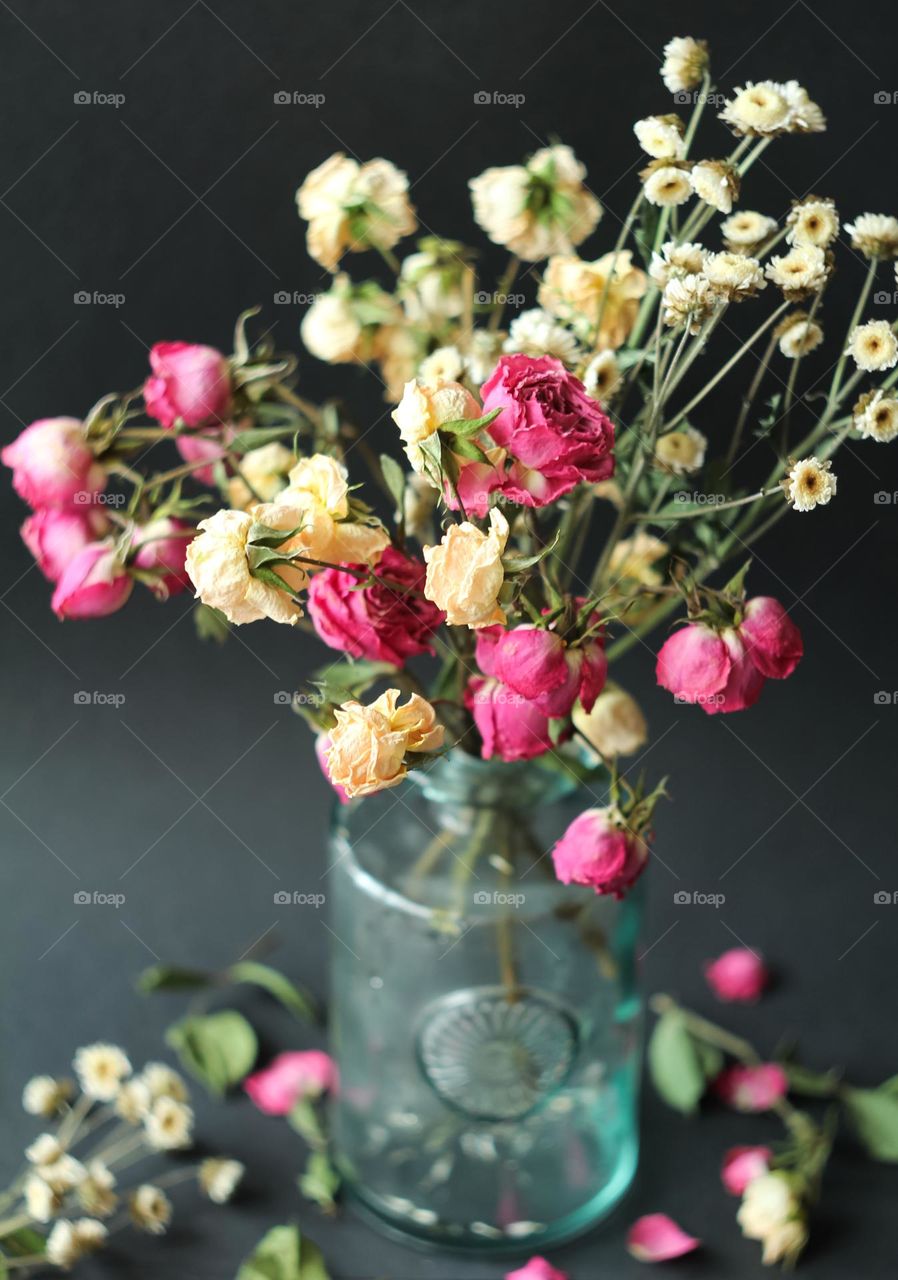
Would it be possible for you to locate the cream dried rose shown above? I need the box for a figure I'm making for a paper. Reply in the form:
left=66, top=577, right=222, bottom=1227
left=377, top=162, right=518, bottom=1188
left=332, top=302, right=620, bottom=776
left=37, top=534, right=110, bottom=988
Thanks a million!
left=300, top=287, right=365, bottom=364
left=185, top=508, right=308, bottom=626
left=325, top=690, right=444, bottom=798
left=423, top=508, right=509, bottom=628
left=539, top=252, right=647, bottom=349
left=391, top=380, right=481, bottom=474
left=227, top=442, right=296, bottom=510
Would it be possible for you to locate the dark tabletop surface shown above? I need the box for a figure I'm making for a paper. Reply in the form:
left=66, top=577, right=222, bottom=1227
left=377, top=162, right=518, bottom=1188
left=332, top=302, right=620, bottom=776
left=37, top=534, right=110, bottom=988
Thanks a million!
left=2, top=0, right=898, bottom=1275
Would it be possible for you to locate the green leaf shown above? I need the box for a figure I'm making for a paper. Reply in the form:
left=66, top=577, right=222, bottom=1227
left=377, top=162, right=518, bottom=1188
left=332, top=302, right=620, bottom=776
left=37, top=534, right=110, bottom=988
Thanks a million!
left=288, top=1098, right=325, bottom=1147
left=722, top=557, right=752, bottom=600
left=502, top=532, right=559, bottom=574
left=843, top=1083, right=898, bottom=1162
left=1, top=1227, right=46, bottom=1259
left=379, top=453, right=406, bottom=512
left=166, top=1010, right=257, bottom=1097
left=311, top=659, right=397, bottom=707
left=194, top=604, right=230, bottom=645
left=236, top=1225, right=331, bottom=1280
left=449, top=435, right=490, bottom=464
left=648, top=1009, right=708, bottom=1114
left=299, top=1151, right=341, bottom=1215
left=247, top=521, right=306, bottom=549
left=136, top=964, right=212, bottom=994
left=230, top=425, right=303, bottom=453
left=440, top=408, right=502, bottom=438
left=227, top=962, right=315, bottom=1023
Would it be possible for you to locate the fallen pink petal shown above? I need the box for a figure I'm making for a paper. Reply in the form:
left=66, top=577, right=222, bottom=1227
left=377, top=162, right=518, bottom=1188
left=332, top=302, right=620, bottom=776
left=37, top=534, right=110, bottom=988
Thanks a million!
left=505, top=1257, right=568, bottom=1280
left=627, top=1213, right=701, bottom=1262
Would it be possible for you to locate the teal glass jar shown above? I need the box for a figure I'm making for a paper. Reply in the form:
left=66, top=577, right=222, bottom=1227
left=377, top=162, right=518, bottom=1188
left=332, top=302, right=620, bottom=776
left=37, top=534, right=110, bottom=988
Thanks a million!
left=327, top=752, right=643, bottom=1254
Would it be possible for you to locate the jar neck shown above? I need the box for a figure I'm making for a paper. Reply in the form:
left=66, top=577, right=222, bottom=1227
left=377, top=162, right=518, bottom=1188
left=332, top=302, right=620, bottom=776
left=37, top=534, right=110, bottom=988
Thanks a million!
left=411, top=750, right=581, bottom=813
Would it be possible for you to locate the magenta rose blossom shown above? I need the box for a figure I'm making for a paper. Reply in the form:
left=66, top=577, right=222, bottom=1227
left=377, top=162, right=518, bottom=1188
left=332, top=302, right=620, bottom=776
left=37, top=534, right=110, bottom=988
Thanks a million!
left=626, top=1214, right=701, bottom=1262
left=443, top=452, right=506, bottom=519
left=132, top=517, right=192, bottom=598
left=244, top=1050, right=336, bottom=1115
left=2, top=417, right=105, bottom=509
left=715, top=1063, right=789, bottom=1112
left=144, top=341, right=232, bottom=429
left=21, top=508, right=108, bottom=582
left=174, top=428, right=235, bottom=487
left=308, top=547, right=443, bottom=665
left=721, top=1145, right=773, bottom=1196
left=51, top=542, right=133, bottom=620
left=655, top=596, right=802, bottom=714
left=465, top=676, right=557, bottom=762
left=505, top=1259, right=568, bottom=1280
left=480, top=355, right=615, bottom=507
left=551, top=807, right=648, bottom=899
left=704, top=947, right=768, bottom=1003
left=476, top=623, right=607, bottom=719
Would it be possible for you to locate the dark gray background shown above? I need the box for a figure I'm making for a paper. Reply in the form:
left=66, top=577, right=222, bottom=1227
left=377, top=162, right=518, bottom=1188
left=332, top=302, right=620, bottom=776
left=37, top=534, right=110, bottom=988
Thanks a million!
left=1, top=1, right=896, bottom=1275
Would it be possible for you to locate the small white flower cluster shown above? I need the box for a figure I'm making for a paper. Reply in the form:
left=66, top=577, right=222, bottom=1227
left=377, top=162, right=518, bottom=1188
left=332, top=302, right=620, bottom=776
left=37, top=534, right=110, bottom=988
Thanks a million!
left=8, top=1044, right=245, bottom=1270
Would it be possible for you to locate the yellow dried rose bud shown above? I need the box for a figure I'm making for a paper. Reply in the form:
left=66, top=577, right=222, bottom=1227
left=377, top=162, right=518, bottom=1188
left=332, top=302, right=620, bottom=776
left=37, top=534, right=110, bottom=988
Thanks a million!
left=573, top=687, right=648, bottom=758
left=185, top=508, right=308, bottom=626
left=227, top=442, right=296, bottom=510
left=282, top=454, right=350, bottom=518
left=423, top=508, right=509, bottom=628
left=325, top=690, right=444, bottom=798
left=391, top=379, right=481, bottom=474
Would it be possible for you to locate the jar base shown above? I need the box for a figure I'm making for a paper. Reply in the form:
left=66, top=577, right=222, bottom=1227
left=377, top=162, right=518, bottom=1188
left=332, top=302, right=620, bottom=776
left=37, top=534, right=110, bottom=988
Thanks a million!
left=340, top=1134, right=639, bottom=1258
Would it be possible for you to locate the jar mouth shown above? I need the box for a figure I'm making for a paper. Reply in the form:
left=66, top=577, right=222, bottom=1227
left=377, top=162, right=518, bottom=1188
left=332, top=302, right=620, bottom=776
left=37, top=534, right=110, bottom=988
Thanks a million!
left=409, top=749, right=594, bottom=811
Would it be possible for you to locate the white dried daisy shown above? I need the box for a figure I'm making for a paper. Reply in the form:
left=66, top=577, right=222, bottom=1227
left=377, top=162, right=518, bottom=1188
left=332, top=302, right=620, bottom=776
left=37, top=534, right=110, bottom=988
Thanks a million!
left=22, top=1075, right=74, bottom=1118
left=77, top=1161, right=117, bottom=1218
left=633, top=114, right=685, bottom=160
left=582, top=350, right=621, bottom=403
left=786, top=197, right=838, bottom=249
left=765, top=245, right=828, bottom=299
left=649, top=241, right=706, bottom=289
left=40, top=1155, right=87, bottom=1194
left=776, top=312, right=824, bottom=358
left=145, top=1096, right=194, bottom=1150
left=199, top=1157, right=245, bottom=1204
left=642, top=163, right=693, bottom=207
left=115, top=1077, right=151, bottom=1125
left=25, top=1173, right=62, bottom=1222
left=720, top=81, right=792, bottom=136
left=25, top=1133, right=65, bottom=1167
left=785, top=456, right=837, bottom=511
left=704, top=251, right=766, bottom=300
left=721, top=210, right=778, bottom=251
left=655, top=427, right=707, bottom=474
left=846, top=319, right=898, bottom=371
left=854, top=390, right=898, bottom=442
left=141, top=1062, right=189, bottom=1103
left=74, top=1044, right=131, bottom=1101
left=690, top=160, right=739, bottom=214
left=660, top=36, right=709, bottom=94
left=464, top=329, right=505, bottom=384
left=662, top=273, right=718, bottom=332
left=46, top=1217, right=108, bottom=1268
left=503, top=308, right=581, bottom=365
left=418, top=345, right=465, bottom=387
left=780, top=80, right=826, bottom=133
left=844, top=213, right=898, bottom=260
left=129, top=1184, right=172, bottom=1235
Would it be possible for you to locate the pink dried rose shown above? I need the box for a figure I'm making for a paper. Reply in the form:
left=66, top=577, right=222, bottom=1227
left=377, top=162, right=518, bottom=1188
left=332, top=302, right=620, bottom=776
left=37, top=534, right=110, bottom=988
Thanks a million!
left=626, top=1213, right=701, bottom=1262
left=2, top=417, right=106, bottom=509
left=505, top=1258, right=568, bottom=1280
left=51, top=542, right=133, bottom=620
left=465, top=676, right=557, bottom=762
left=143, top=341, right=232, bottom=429
left=308, top=547, right=443, bottom=665
left=480, top=354, right=615, bottom=507
left=21, top=507, right=108, bottom=582
left=476, top=622, right=607, bottom=719
left=551, top=806, right=649, bottom=899
left=715, top=1063, right=789, bottom=1112
left=704, top=947, right=768, bottom=1003
left=174, top=428, right=233, bottom=487
left=442, top=447, right=507, bottom=519
left=655, top=597, right=802, bottom=714
left=721, top=1145, right=774, bottom=1196
left=132, top=517, right=192, bottom=598
left=244, top=1050, right=336, bottom=1115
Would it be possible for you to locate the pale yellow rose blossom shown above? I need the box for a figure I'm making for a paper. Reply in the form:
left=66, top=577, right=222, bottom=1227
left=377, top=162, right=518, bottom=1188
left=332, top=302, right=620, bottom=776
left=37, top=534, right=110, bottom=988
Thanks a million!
left=325, top=690, right=444, bottom=798
left=539, top=251, right=647, bottom=349
left=186, top=507, right=309, bottom=626
left=573, top=687, right=648, bottom=758
left=423, top=508, right=509, bottom=628
left=227, top=442, right=296, bottom=510
left=391, top=379, right=481, bottom=474
left=296, top=152, right=416, bottom=271
left=300, top=287, right=365, bottom=364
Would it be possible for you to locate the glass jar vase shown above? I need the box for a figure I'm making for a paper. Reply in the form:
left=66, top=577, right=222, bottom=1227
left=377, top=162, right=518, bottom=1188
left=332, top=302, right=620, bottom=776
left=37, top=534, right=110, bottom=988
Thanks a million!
left=327, top=752, right=643, bottom=1254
